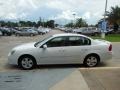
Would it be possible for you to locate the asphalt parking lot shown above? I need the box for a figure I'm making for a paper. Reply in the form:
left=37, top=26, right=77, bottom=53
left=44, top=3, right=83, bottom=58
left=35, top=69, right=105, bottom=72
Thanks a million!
left=0, top=29, right=120, bottom=90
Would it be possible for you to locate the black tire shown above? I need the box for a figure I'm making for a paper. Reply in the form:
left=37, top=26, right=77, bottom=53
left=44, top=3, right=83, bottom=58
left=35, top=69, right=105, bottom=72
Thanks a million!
left=18, top=56, right=36, bottom=70
left=30, top=34, right=34, bottom=36
left=94, top=33, right=98, bottom=36
left=16, top=33, right=19, bottom=36
left=84, top=54, right=100, bottom=67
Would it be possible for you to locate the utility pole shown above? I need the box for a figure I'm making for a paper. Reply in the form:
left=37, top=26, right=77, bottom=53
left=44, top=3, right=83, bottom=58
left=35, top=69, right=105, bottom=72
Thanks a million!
left=101, top=0, right=108, bottom=38
left=39, top=17, right=42, bottom=27
left=73, top=13, right=76, bottom=28
left=17, top=18, right=21, bottom=30
left=43, top=18, right=44, bottom=27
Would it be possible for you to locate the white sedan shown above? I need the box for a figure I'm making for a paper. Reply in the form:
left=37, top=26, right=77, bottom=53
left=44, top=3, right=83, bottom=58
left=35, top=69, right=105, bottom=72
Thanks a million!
left=8, top=33, right=112, bottom=69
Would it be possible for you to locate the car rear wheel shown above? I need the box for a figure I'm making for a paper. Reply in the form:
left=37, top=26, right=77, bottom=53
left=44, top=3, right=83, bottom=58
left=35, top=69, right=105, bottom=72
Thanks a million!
left=84, top=55, right=99, bottom=67
left=18, top=56, right=36, bottom=70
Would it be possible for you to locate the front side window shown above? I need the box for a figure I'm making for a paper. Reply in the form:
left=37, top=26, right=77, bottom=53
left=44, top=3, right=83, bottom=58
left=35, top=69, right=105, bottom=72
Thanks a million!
left=45, top=36, right=67, bottom=47
left=34, top=36, right=52, bottom=47
left=67, top=36, right=91, bottom=46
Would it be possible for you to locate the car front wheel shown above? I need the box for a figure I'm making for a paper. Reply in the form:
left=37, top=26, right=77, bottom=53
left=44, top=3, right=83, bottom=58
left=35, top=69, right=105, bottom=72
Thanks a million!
left=18, top=56, right=36, bottom=70
left=84, top=55, right=100, bottom=67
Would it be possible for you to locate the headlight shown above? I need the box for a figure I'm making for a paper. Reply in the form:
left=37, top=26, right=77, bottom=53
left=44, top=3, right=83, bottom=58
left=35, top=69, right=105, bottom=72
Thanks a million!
left=11, top=50, right=16, bottom=55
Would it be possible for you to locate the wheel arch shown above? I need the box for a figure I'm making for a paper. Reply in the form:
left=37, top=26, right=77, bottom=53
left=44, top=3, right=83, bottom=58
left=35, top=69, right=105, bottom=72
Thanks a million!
left=84, top=53, right=100, bottom=63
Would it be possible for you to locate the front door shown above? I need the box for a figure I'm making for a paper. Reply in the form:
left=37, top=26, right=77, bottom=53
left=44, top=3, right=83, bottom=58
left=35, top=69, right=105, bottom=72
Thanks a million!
left=38, top=36, right=68, bottom=64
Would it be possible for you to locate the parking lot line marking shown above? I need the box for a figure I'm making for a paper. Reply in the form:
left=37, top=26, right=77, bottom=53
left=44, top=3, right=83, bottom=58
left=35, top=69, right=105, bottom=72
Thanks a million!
left=80, top=67, right=120, bottom=70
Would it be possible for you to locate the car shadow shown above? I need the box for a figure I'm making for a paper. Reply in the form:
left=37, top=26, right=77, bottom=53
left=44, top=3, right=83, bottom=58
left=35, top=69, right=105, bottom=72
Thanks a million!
left=36, top=64, right=85, bottom=69
left=5, top=62, right=108, bottom=70
left=97, top=62, right=108, bottom=67
left=36, top=62, right=108, bottom=69
left=4, top=64, right=20, bottom=70
left=6, top=64, right=85, bottom=70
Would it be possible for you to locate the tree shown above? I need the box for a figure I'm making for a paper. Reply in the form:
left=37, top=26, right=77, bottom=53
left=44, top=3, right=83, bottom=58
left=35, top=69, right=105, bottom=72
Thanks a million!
left=107, top=5, right=120, bottom=24
left=19, top=21, right=37, bottom=27
left=75, top=18, right=88, bottom=27
left=65, top=22, right=74, bottom=27
left=19, top=21, right=27, bottom=27
left=0, top=21, right=18, bottom=27
left=55, top=24, right=59, bottom=27
left=46, top=20, right=55, bottom=28
left=0, top=18, right=55, bottom=28
left=65, top=18, right=88, bottom=28
left=36, top=17, right=42, bottom=27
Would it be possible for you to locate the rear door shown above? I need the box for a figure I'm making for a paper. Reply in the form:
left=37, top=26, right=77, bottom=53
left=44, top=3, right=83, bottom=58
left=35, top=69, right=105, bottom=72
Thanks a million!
left=63, top=36, right=91, bottom=64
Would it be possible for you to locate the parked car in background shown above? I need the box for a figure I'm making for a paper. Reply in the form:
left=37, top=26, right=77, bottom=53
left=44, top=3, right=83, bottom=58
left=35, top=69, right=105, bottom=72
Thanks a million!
left=98, top=28, right=114, bottom=35
left=109, top=25, right=120, bottom=34
left=0, top=31, right=2, bottom=36
left=10, top=28, right=21, bottom=35
left=8, top=33, right=112, bottom=69
left=59, top=27, right=66, bottom=31
left=0, top=27, right=12, bottom=36
left=65, top=28, right=73, bottom=33
left=72, top=28, right=83, bottom=34
left=15, top=29, right=38, bottom=36
left=37, top=28, right=50, bottom=35
left=73, top=27, right=100, bottom=36
left=105, top=29, right=114, bottom=34
left=81, top=27, right=100, bottom=36
left=37, top=28, right=47, bottom=35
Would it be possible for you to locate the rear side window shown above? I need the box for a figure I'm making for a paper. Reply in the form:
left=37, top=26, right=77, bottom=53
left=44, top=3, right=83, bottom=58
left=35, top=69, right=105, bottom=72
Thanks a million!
left=67, top=36, right=91, bottom=46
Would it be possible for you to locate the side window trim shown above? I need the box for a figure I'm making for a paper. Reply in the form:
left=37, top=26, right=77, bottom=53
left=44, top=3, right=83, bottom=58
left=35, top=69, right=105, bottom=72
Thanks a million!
left=41, top=36, right=67, bottom=48
left=82, top=37, right=91, bottom=46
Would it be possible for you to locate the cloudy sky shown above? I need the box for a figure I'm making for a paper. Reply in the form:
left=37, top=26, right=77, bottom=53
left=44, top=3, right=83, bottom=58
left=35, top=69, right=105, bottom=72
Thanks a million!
left=0, top=0, right=119, bottom=25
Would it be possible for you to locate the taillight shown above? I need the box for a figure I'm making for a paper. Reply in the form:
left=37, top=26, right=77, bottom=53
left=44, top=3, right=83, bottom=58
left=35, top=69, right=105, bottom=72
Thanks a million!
left=108, top=44, right=112, bottom=51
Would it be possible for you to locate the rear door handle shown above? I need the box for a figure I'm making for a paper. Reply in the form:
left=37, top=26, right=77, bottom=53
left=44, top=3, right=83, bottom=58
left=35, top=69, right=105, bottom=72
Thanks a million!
left=81, top=49, right=88, bottom=51
left=59, top=50, right=65, bottom=52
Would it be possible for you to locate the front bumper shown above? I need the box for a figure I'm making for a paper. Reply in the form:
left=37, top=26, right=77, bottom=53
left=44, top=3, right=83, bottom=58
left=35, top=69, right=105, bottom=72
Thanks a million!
left=8, top=53, right=18, bottom=65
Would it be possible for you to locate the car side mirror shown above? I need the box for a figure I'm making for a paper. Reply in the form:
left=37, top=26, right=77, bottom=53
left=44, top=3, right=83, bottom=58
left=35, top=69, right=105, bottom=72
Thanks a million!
left=43, top=44, right=47, bottom=49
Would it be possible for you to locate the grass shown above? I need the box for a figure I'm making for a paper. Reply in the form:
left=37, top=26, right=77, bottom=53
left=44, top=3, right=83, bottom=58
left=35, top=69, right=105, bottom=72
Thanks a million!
left=91, top=34, right=120, bottom=42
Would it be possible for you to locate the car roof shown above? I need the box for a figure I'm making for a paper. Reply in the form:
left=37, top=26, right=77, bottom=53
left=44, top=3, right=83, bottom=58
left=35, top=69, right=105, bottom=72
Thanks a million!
left=52, top=33, right=91, bottom=38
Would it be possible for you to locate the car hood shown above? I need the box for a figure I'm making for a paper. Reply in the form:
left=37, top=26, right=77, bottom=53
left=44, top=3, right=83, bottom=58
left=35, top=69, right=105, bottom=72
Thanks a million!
left=13, top=42, right=36, bottom=50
